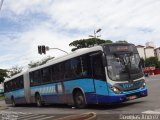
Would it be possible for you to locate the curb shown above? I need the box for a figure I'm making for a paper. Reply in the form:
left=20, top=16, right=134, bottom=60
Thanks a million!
left=55, top=112, right=97, bottom=120
left=0, top=107, right=8, bottom=111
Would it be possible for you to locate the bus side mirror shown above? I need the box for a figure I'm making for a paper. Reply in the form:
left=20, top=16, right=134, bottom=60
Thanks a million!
left=139, top=58, right=145, bottom=68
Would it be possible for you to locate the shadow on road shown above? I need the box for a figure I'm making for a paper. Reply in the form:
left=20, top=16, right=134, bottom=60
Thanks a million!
left=8, top=100, right=146, bottom=110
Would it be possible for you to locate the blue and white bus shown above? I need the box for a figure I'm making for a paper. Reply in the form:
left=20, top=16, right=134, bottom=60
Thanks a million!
left=4, top=43, right=147, bottom=108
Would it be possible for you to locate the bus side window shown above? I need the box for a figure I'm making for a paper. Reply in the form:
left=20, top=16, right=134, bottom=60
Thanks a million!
left=64, top=60, right=72, bottom=79
left=81, top=55, right=92, bottom=77
left=91, top=54, right=106, bottom=81
left=4, top=83, right=8, bottom=92
left=42, top=67, right=51, bottom=84
left=19, top=76, right=24, bottom=89
left=70, top=57, right=82, bottom=78
left=59, top=62, right=65, bottom=80
left=52, top=64, right=61, bottom=81
left=30, top=70, right=41, bottom=86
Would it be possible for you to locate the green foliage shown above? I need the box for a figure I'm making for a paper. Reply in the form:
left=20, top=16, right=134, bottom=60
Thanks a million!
left=8, top=65, right=23, bottom=77
left=144, top=57, right=159, bottom=68
left=0, top=96, right=4, bottom=100
left=0, top=69, right=8, bottom=83
left=28, top=56, right=54, bottom=68
left=116, top=40, right=128, bottom=43
left=69, top=38, right=113, bottom=51
left=157, top=61, right=160, bottom=68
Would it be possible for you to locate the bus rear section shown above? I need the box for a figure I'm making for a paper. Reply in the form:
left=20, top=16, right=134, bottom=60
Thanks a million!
left=4, top=75, right=26, bottom=106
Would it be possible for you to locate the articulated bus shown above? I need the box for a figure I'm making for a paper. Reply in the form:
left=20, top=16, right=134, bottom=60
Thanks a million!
left=4, top=43, right=147, bottom=108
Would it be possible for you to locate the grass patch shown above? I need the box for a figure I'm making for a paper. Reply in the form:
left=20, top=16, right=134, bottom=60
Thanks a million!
left=0, top=95, right=4, bottom=101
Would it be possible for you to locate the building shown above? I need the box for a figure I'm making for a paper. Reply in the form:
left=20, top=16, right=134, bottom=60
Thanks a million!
left=155, top=47, right=160, bottom=61
left=136, top=43, right=155, bottom=60
left=136, top=45, right=145, bottom=59
left=145, top=46, right=155, bottom=59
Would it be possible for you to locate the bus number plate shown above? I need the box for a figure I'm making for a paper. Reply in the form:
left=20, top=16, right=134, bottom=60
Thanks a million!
left=128, top=95, right=137, bottom=100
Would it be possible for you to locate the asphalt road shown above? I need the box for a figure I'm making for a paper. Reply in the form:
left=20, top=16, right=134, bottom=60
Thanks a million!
left=0, top=75, right=160, bottom=120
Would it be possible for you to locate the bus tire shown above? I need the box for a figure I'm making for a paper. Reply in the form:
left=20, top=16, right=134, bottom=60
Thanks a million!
left=35, top=93, right=43, bottom=107
left=11, top=97, right=16, bottom=107
left=73, top=90, right=86, bottom=109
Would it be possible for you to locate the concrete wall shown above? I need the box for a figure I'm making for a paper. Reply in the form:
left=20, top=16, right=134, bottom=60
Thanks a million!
left=137, top=47, right=145, bottom=59
left=145, top=47, right=155, bottom=58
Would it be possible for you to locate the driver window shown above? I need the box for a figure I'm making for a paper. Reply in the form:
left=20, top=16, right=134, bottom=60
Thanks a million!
left=91, top=54, right=106, bottom=81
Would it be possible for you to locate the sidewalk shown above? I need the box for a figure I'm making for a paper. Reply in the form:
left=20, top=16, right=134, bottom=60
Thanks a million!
left=145, top=74, right=160, bottom=80
left=0, top=99, right=8, bottom=111
left=0, top=106, right=8, bottom=111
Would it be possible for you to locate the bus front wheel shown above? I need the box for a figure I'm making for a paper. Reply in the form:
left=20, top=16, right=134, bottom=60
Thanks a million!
left=74, top=90, right=86, bottom=109
left=35, top=94, right=43, bottom=107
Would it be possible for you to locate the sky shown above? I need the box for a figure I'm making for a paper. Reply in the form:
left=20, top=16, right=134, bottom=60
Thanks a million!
left=0, top=0, right=160, bottom=69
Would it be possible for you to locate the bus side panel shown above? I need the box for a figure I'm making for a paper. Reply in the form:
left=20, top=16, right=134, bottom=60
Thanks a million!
left=30, top=83, right=61, bottom=104
left=4, top=89, right=26, bottom=104
left=93, top=79, right=109, bottom=104
left=64, top=78, right=97, bottom=105
left=4, top=92, right=12, bottom=104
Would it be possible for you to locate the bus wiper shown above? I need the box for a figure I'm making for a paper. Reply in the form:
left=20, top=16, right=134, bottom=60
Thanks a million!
left=114, top=52, right=133, bottom=83
left=124, top=53, right=133, bottom=83
left=120, top=53, right=133, bottom=83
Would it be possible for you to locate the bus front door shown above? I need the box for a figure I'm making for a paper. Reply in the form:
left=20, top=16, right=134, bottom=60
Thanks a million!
left=90, top=52, right=108, bottom=104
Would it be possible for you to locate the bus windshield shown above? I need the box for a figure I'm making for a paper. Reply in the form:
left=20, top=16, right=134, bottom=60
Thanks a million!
left=104, top=45, right=143, bottom=81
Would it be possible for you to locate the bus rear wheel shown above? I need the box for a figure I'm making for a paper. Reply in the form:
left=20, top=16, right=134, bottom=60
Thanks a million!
left=74, top=90, right=86, bottom=109
left=35, top=94, right=43, bottom=107
left=11, top=97, right=16, bottom=107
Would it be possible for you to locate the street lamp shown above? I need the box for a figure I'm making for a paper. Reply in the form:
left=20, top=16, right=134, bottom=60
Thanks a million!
left=89, top=28, right=102, bottom=38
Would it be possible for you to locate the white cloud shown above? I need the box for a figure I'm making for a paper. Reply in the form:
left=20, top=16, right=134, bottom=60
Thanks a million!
left=0, top=22, right=78, bottom=68
left=1, top=0, right=160, bottom=68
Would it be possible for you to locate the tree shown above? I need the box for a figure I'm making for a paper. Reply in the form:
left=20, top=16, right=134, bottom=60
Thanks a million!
left=28, top=56, right=54, bottom=68
left=116, top=40, right=128, bottom=43
left=145, top=57, right=159, bottom=68
left=69, top=38, right=113, bottom=51
left=7, top=65, right=23, bottom=78
left=0, top=69, right=8, bottom=83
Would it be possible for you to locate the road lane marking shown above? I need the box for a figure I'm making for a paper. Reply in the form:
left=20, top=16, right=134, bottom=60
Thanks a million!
left=142, top=110, right=160, bottom=114
left=18, top=114, right=38, bottom=119
left=36, top=116, right=55, bottom=120
left=23, top=115, right=46, bottom=120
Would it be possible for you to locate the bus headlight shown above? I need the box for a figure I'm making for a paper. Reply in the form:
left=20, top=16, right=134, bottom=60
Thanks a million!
left=110, top=86, right=122, bottom=94
left=141, top=82, right=146, bottom=88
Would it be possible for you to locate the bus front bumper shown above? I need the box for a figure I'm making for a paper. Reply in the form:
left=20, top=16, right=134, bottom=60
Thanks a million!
left=95, top=89, right=148, bottom=104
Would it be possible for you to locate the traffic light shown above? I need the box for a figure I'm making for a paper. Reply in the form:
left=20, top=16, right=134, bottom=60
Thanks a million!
left=38, top=46, right=42, bottom=54
left=42, top=45, right=46, bottom=54
left=38, top=45, right=46, bottom=54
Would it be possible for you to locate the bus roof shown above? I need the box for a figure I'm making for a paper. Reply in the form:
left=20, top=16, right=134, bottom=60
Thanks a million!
left=29, top=45, right=103, bottom=72
left=4, top=43, right=134, bottom=82
left=4, top=70, right=28, bottom=83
